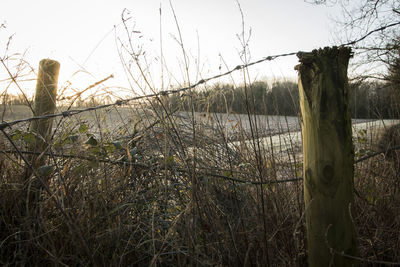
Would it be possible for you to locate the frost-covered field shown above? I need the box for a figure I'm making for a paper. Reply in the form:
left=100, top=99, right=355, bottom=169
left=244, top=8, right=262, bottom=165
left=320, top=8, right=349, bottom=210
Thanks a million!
left=226, top=119, right=400, bottom=161
left=2, top=105, right=397, bottom=153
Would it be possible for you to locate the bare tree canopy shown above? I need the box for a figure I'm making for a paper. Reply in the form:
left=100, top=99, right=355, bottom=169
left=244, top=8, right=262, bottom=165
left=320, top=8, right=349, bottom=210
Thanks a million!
left=306, top=0, right=400, bottom=80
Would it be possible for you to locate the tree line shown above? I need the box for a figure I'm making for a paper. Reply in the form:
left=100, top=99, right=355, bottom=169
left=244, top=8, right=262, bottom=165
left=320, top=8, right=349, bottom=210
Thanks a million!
left=166, top=79, right=399, bottom=119
left=2, top=79, right=399, bottom=119
left=167, top=81, right=299, bottom=116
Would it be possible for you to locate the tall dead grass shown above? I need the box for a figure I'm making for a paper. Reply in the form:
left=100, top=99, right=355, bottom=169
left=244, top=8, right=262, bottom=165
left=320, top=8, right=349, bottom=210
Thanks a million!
left=0, top=93, right=399, bottom=266
left=1, top=9, right=400, bottom=266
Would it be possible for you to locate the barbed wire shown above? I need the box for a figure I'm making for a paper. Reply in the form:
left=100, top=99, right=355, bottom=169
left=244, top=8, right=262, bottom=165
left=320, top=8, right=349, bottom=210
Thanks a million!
left=1, top=18, right=396, bottom=131
left=0, top=51, right=299, bottom=131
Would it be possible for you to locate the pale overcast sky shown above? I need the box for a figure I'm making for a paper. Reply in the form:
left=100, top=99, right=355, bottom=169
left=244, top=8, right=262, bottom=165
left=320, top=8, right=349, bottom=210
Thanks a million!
left=0, top=0, right=343, bottom=97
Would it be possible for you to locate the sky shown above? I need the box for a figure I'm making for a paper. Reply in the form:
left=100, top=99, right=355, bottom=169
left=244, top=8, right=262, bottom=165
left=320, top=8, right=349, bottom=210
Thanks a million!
left=0, top=0, right=344, bottom=98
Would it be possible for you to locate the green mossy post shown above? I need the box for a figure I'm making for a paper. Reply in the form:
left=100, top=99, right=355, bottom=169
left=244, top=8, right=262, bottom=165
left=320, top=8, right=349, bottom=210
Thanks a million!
left=29, top=59, right=60, bottom=174
left=296, top=47, right=358, bottom=266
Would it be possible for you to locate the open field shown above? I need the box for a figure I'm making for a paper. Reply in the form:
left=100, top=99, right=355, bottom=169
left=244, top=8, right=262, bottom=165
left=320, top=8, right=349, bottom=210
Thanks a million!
left=0, top=104, right=384, bottom=137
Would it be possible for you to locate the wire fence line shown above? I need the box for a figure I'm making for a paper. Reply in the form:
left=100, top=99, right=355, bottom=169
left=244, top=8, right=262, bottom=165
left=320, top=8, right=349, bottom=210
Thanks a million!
left=0, top=22, right=397, bottom=188
left=1, top=45, right=398, bottom=161
left=1, top=20, right=397, bottom=131
left=0, top=49, right=305, bottom=188
left=0, top=51, right=299, bottom=131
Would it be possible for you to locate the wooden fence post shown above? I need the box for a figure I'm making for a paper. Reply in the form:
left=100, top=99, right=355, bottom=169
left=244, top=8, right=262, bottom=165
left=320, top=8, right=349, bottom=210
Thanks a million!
left=29, top=59, right=60, bottom=176
left=296, top=47, right=358, bottom=266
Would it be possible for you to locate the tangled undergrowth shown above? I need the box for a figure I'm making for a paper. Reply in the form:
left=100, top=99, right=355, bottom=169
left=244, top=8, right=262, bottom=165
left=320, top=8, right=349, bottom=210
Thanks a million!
left=0, top=103, right=399, bottom=266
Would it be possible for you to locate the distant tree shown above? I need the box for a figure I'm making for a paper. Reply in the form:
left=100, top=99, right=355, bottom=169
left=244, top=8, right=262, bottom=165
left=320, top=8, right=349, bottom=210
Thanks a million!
left=267, top=81, right=299, bottom=116
left=388, top=47, right=400, bottom=86
left=1, top=93, right=32, bottom=106
left=306, top=0, right=400, bottom=116
left=168, top=79, right=397, bottom=118
left=387, top=46, right=400, bottom=114
left=349, top=80, right=398, bottom=119
left=172, top=81, right=300, bottom=116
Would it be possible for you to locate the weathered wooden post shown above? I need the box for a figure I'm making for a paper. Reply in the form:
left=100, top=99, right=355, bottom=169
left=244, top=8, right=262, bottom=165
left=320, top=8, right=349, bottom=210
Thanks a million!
left=29, top=59, right=60, bottom=176
left=296, top=47, right=358, bottom=266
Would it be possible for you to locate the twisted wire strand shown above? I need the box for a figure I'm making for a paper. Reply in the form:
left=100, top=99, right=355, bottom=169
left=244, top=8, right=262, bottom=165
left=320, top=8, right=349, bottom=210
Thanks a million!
left=0, top=51, right=299, bottom=131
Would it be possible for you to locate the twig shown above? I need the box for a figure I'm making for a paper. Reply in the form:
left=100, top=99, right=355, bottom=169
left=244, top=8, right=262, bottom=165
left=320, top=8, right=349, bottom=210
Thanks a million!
left=325, top=224, right=400, bottom=266
left=178, top=168, right=302, bottom=185
left=355, top=145, right=400, bottom=163
left=341, top=21, right=400, bottom=46
left=0, top=149, right=148, bottom=168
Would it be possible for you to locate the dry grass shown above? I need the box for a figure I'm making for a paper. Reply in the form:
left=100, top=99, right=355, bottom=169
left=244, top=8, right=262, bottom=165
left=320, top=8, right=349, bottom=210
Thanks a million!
left=0, top=99, right=399, bottom=266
